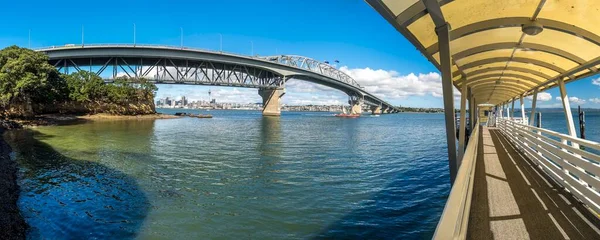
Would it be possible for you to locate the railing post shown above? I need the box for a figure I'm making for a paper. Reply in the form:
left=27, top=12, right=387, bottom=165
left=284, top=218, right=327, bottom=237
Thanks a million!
left=529, top=89, right=538, bottom=126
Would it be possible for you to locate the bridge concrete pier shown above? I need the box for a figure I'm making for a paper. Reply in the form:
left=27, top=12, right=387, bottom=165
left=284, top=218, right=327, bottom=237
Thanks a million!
left=383, top=108, right=390, bottom=114
left=371, top=106, right=382, bottom=115
left=349, top=101, right=363, bottom=115
left=259, top=88, right=285, bottom=116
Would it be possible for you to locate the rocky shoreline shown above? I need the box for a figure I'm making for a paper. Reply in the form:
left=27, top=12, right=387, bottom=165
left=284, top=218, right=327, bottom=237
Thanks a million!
left=0, top=121, right=27, bottom=240
left=10, top=113, right=180, bottom=128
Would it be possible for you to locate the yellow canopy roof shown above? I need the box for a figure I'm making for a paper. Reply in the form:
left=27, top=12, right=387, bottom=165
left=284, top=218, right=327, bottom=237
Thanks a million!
left=367, top=0, right=600, bottom=105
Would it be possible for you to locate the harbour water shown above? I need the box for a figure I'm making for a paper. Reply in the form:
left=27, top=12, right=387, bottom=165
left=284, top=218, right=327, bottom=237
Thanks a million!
left=3, top=109, right=598, bottom=239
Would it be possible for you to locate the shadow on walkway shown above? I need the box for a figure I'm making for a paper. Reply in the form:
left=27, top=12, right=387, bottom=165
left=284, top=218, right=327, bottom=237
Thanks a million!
left=468, top=127, right=600, bottom=239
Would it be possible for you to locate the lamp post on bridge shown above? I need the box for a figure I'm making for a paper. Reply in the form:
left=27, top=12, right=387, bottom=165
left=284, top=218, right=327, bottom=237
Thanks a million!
left=180, top=27, right=184, bottom=49
left=219, top=33, right=223, bottom=53
left=81, top=25, right=84, bottom=47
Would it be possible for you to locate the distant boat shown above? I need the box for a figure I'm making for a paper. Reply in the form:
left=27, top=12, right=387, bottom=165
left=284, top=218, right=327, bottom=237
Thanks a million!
left=335, top=113, right=360, bottom=118
left=335, top=106, right=360, bottom=118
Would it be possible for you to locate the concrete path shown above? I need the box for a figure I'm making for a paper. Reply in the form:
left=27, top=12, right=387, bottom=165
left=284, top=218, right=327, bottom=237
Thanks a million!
left=467, top=127, right=600, bottom=240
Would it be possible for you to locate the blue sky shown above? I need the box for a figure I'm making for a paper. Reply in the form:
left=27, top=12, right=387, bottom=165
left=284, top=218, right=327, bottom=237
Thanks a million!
left=1, top=0, right=598, bottom=108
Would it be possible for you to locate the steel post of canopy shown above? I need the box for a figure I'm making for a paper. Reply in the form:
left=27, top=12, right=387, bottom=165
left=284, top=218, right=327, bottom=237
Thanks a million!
left=530, top=89, right=538, bottom=126
left=421, top=0, right=458, bottom=183
left=520, top=95, right=526, bottom=124
left=458, top=82, right=468, bottom=163
left=467, top=87, right=473, bottom=131
left=558, top=78, right=580, bottom=148
left=438, top=24, right=458, bottom=183
left=510, top=99, right=515, bottom=120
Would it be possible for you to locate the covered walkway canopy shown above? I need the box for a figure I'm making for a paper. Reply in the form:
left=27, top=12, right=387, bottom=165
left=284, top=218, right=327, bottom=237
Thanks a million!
left=366, top=0, right=600, bottom=181
left=366, top=1, right=600, bottom=239
left=367, top=0, right=600, bottom=105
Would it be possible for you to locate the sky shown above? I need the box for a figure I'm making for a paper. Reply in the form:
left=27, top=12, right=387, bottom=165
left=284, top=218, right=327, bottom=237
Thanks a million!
left=1, top=0, right=599, bottom=108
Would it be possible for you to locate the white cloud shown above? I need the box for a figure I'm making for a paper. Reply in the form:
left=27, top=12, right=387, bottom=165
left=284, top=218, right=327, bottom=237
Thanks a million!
left=593, top=78, right=600, bottom=87
left=153, top=66, right=455, bottom=106
left=589, top=98, right=600, bottom=104
left=554, top=96, right=586, bottom=105
left=339, top=67, right=445, bottom=99
left=526, top=92, right=552, bottom=101
left=555, top=96, right=586, bottom=105
left=570, top=96, right=586, bottom=105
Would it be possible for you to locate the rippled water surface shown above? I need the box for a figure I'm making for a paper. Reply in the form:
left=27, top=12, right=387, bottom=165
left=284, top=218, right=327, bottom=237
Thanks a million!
left=6, top=110, right=454, bottom=239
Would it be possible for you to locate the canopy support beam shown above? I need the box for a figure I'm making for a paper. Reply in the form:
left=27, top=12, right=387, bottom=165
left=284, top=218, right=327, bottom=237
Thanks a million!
left=510, top=99, right=515, bottom=120
left=529, top=89, right=538, bottom=126
left=468, top=87, right=473, bottom=130
left=458, top=82, right=468, bottom=163
left=439, top=23, right=458, bottom=184
left=520, top=95, right=526, bottom=124
left=422, top=0, right=457, bottom=184
left=558, top=78, right=580, bottom=148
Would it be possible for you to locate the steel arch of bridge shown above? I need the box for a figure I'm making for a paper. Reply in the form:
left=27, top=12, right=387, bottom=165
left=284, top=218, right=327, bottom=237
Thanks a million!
left=37, top=45, right=399, bottom=111
left=54, top=57, right=285, bottom=89
left=260, top=55, right=360, bottom=88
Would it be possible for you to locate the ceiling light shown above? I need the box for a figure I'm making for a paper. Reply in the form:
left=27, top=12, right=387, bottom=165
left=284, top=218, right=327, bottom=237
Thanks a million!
left=522, top=21, right=544, bottom=36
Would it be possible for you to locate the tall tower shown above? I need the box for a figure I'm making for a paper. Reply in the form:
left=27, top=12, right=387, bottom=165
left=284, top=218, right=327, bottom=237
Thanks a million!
left=208, top=89, right=212, bottom=103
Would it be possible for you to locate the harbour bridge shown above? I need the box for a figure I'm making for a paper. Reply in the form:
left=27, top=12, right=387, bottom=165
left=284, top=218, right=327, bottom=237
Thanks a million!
left=36, top=45, right=400, bottom=116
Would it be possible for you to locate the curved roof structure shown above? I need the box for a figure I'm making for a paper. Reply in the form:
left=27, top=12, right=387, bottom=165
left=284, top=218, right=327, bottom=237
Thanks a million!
left=367, top=0, right=600, bottom=105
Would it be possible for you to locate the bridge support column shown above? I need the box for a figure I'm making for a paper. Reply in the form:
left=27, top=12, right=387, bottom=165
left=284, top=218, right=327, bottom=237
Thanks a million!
left=370, top=106, right=382, bottom=115
left=383, top=108, right=390, bottom=114
left=350, top=101, right=363, bottom=115
left=259, top=88, right=285, bottom=116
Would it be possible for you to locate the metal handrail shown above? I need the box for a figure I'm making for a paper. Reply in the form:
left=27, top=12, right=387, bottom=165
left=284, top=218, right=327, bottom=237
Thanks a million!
left=497, top=118, right=600, bottom=214
left=434, top=120, right=480, bottom=240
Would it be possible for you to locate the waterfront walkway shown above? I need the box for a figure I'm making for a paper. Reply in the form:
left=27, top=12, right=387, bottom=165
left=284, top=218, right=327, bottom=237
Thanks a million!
left=468, top=127, right=600, bottom=240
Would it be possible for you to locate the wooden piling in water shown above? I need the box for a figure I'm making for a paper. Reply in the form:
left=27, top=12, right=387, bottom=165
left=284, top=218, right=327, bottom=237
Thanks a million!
left=536, top=112, right=542, bottom=128
left=578, top=106, right=586, bottom=139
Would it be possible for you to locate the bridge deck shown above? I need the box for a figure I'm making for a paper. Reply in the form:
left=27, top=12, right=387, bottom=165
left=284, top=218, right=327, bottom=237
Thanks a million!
left=467, top=127, right=600, bottom=239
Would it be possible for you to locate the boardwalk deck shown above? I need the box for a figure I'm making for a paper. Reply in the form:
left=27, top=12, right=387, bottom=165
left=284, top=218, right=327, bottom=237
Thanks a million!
left=468, top=127, right=600, bottom=240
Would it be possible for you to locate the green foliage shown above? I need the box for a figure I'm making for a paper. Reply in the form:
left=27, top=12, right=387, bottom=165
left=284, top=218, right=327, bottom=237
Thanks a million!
left=63, top=72, right=157, bottom=105
left=0, top=45, right=157, bottom=116
left=0, top=45, right=66, bottom=108
left=63, top=71, right=106, bottom=103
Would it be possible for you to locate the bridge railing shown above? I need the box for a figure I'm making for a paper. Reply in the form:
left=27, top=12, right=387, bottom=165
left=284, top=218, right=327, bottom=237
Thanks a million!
left=434, top=120, right=480, bottom=240
left=34, top=44, right=244, bottom=57
left=498, top=118, right=600, bottom=214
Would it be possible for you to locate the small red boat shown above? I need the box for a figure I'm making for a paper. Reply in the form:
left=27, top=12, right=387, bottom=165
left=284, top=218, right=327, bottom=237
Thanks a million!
left=335, top=107, right=360, bottom=118
left=335, top=113, right=360, bottom=118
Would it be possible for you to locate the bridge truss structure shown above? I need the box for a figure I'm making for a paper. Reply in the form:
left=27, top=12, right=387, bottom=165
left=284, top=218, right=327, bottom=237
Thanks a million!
left=37, top=45, right=399, bottom=112
left=53, top=56, right=285, bottom=89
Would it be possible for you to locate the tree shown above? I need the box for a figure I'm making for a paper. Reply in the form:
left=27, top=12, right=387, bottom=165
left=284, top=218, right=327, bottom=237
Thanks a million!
left=63, top=71, right=105, bottom=103
left=0, top=46, right=65, bottom=116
